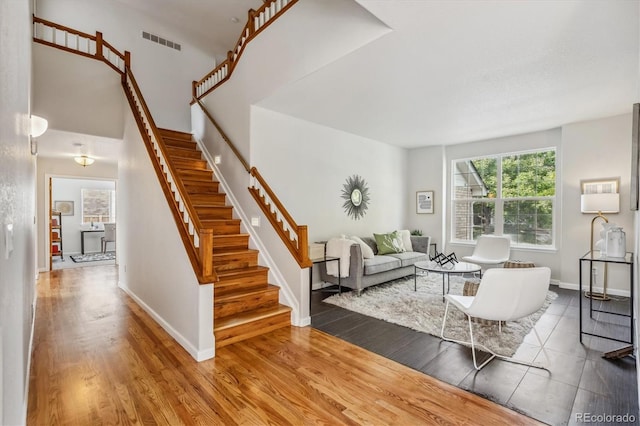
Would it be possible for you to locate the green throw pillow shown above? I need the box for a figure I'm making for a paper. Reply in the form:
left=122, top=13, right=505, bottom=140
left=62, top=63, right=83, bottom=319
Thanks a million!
left=373, top=231, right=406, bottom=255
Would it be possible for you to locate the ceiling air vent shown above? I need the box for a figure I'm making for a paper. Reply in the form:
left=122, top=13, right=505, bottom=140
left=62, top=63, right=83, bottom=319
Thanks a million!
left=142, top=31, right=181, bottom=51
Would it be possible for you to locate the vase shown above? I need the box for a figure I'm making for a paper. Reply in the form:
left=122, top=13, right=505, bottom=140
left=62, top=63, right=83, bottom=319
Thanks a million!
left=605, top=226, right=626, bottom=258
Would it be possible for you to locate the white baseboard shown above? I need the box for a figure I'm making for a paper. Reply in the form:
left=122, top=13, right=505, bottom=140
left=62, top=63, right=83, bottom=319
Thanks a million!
left=118, top=280, right=214, bottom=362
left=557, top=281, right=631, bottom=298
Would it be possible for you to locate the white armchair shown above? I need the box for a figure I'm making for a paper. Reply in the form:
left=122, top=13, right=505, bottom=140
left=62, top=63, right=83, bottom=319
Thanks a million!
left=461, top=235, right=510, bottom=270
left=440, top=266, right=551, bottom=370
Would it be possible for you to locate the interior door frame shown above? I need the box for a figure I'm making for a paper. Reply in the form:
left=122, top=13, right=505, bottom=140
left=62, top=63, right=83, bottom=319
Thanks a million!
left=44, top=174, right=118, bottom=270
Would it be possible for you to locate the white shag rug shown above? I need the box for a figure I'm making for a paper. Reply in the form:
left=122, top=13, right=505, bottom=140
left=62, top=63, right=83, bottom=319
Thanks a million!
left=323, top=274, right=557, bottom=357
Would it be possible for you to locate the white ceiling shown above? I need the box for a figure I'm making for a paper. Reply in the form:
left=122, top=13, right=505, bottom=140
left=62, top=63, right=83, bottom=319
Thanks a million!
left=35, top=129, right=122, bottom=163
left=111, top=0, right=264, bottom=60
left=259, top=0, right=640, bottom=148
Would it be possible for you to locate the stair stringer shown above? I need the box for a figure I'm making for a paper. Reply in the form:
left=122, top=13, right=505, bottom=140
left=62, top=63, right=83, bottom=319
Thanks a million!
left=191, top=133, right=309, bottom=327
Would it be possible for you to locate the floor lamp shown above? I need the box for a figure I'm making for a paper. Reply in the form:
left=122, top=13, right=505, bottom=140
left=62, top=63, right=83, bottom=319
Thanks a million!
left=580, top=192, right=620, bottom=300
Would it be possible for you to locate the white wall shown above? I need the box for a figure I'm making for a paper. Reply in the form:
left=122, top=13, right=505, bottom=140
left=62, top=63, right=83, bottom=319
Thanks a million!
left=0, top=1, right=36, bottom=424
left=252, top=107, right=408, bottom=242
left=201, top=0, right=391, bottom=164
left=36, top=157, right=118, bottom=270
left=561, top=113, right=634, bottom=293
left=405, top=145, right=446, bottom=251
left=119, top=108, right=214, bottom=360
left=35, top=0, right=215, bottom=132
left=51, top=177, right=116, bottom=254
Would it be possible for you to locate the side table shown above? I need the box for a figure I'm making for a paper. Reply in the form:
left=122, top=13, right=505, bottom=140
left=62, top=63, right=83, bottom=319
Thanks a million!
left=309, top=256, right=341, bottom=310
left=579, top=251, right=634, bottom=350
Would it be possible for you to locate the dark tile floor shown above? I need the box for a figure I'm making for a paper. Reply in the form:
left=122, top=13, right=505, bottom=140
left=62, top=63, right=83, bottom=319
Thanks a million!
left=311, top=283, right=639, bottom=425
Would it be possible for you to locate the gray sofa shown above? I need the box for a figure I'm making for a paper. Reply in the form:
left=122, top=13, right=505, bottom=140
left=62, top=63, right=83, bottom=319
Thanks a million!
left=319, top=235, right=431, bottom=294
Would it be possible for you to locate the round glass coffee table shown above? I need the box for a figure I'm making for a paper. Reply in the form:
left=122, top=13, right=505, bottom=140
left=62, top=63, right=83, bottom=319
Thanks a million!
left=414, top=261, right=481, bottom=300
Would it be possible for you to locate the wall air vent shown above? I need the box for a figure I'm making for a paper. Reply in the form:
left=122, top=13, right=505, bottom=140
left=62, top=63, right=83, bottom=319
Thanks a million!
left=142, top=31, right=181, bottom=51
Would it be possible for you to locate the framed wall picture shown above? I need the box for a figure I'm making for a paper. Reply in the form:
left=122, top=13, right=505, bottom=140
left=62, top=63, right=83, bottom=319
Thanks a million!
left=416, top=190, right=434, bottom=214
left=54, top=200, right=74, bottom=216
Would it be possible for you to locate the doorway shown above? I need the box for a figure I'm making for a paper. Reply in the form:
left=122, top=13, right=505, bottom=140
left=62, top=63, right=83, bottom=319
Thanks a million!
left=48, top=176, right=117, bottom=270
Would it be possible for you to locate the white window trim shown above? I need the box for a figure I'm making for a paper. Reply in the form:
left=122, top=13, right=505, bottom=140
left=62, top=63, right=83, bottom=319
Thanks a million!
left=450, top=148, right=557, bottom=250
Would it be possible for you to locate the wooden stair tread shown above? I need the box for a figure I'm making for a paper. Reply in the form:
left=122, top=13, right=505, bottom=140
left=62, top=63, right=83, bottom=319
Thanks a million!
left=215, top=283, right=279, bottom=301
left=215, top=265, right=269, bottom=279
left=214, top=304, right=291, bottom=331
left=166, top=147, right=202, bottom=160
left=159, top=127, right=290, bottom=348
left=213, top=247, right=259, bottom=255
left=163, top=139, right=197, bottom=149
left=158, top=128, right=193, bottom=140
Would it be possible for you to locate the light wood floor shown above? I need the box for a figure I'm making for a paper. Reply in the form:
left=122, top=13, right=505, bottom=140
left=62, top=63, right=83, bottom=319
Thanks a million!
left=28, top=265, right=542, bottom=425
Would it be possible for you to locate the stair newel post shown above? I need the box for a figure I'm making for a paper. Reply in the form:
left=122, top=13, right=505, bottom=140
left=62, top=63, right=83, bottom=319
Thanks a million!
left=247, top=9, right=256, bottom=34
left=95, top=31, right=104, bottom=59
left=226, top=50, right=235, bottom=74
left=297, top=225, right=311, bottom=267
left=122, top=52, right=131, bottom=83
left=192, top=81, right=197, bottom=100
left=199, top=228, right=215, bottom=279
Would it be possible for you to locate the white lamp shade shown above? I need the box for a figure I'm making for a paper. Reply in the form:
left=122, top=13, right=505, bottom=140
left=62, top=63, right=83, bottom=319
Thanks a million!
left=30, top=115, right=48, bottom=138
left=581, top=193, right=620, bottom=213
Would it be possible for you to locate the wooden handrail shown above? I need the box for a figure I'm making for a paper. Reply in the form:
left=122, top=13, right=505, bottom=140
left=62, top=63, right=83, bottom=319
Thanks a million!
left=33, top=15, right=130, bottom=73
left=249, top=168, right=311, bottom=268
left=123, top=68, right=216, bottom=283
left=192, top=0, right=299, bottom=101
left=194, top=99, right=310, bottom=267
left=193, top=99, right=250, bottom=173
left=33, top=16, right=216, bottom=283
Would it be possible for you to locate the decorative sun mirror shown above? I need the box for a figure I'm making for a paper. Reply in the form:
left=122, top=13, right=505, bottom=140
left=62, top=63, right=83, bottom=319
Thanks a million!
left=341, top=174, right=370, bottom=220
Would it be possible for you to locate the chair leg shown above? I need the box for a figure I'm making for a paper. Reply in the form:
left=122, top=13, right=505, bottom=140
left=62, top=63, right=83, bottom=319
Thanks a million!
left=442, top=308, right=549, bottom=371
left=468, top=316, right=496, bottom=370
left=530, top=317, right=550, bottom=364
left=441, top=301, right=495, bottom=370
left=440, top=300, right=451, bottom=339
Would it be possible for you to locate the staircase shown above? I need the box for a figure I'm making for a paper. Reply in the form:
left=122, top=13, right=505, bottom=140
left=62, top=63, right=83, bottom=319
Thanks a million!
left=158, top=128, right=292, bottom=349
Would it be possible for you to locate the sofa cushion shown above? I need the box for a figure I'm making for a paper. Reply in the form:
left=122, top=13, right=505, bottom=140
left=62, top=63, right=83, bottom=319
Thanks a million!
left=363, top=255, right=402, bottom=275
left=350, top=235, right=375, bottom=259
left=361, top=237, right=378, bottom=255
left=374, top=231, right=406, bottom=255
left=387, top=251, right=428, bottom=267
left=398, top=229, right=413, bottom=251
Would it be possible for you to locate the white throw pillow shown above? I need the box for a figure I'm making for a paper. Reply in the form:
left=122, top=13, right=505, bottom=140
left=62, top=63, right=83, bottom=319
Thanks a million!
left=398, top=229, right=413, bottom=252
left=350, top=236, right=375, bottom=259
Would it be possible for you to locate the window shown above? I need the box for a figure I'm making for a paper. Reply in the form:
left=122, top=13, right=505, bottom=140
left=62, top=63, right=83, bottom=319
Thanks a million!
left=81, top=188, right=116, bottom=224
left=452, top=149, right=556, bottom=247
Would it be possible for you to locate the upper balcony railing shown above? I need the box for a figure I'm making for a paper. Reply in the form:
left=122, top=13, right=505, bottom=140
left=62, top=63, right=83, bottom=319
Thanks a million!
left=32, top=16, right=216, bottom=283
left=192, top=0, right=298, bottom=100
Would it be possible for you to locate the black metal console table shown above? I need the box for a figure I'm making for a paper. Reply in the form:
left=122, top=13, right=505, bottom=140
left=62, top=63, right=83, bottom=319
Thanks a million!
left=579, top=251, right=634, bottom=347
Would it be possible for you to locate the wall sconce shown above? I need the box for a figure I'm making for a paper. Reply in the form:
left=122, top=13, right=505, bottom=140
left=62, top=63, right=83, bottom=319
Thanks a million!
left=74, top=155, right=95, bottom=167
left=30, top=115, right=48, bottom=138
left=30, top=115, right=48, bottom=156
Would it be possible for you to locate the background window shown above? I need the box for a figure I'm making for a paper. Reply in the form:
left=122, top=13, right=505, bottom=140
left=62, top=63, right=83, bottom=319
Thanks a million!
left=452, top=149, right=556, bottom=247
left=82, top=188, right=116, bottom=224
